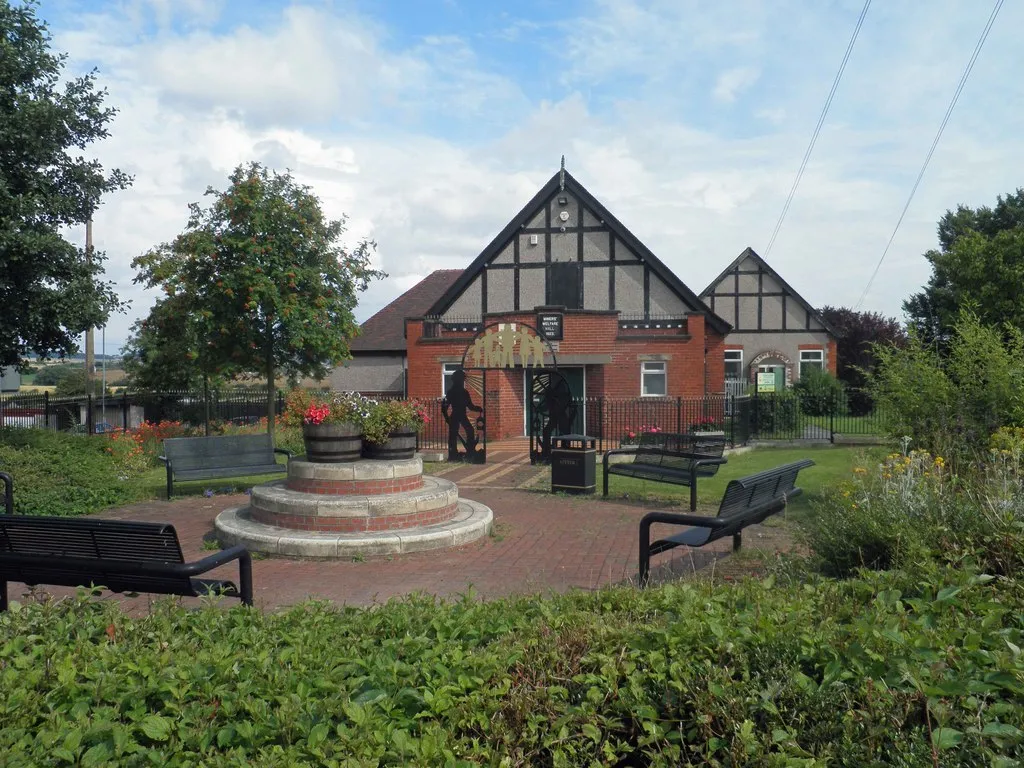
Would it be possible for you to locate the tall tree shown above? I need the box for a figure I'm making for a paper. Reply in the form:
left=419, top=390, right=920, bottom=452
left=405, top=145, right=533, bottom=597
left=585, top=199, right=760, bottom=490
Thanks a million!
left=904, top=190, right=1024, bottom=343
left=121, top=295, right=212, bottom=391
left=0, top=1, right=131, bottom=367
left=818, top=306, right=906, bottom=389
left=132, top=162, right=382, bottom=434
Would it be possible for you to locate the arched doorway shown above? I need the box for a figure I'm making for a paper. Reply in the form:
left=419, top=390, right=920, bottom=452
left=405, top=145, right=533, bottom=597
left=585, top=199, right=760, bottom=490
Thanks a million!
left=747, top=350, right=794, bottom=392
left=446, top=322, right=561, bottom=464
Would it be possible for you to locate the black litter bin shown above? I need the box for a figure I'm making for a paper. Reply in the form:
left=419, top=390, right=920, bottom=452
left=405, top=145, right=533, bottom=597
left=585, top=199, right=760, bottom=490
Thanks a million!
left=551, top=434, right=597, bottom=494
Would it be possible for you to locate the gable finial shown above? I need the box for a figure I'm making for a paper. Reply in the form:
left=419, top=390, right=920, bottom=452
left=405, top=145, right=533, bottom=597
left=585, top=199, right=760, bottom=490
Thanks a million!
left=559, top=155, right=565, bottom=191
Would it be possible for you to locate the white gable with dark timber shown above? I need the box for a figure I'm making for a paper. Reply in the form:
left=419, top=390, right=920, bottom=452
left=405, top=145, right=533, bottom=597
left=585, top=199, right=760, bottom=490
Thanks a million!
left=701, top=249, right=827, bottom=333
left=429, top=169, right=719, bottom=327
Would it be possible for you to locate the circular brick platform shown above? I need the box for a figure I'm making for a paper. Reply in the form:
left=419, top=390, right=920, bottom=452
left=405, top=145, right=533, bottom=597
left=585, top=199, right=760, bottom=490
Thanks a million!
left=249, top=476, right=459, bottom=532
left=216, top=455, right=492, bottom=558
left=286, top=457, right=424, bottom=495
left=215, top=498, right=493, bottom=558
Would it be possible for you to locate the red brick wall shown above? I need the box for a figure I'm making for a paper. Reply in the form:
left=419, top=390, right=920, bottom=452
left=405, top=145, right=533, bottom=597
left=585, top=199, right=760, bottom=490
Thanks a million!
left=406, top=312, right=724, bottom=439
left=827, top=339, right=838, bottom=376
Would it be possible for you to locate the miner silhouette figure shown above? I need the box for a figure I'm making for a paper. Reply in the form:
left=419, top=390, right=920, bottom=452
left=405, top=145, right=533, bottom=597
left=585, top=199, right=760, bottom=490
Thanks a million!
left=442, top=368, right=483, bottom=462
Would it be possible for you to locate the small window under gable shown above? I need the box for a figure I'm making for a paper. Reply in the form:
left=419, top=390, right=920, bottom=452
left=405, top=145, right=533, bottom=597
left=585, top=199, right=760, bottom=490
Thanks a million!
left=725, top=350, right=743, bottom=380
left=641, top=361, right=667, bottom=397
left=799, top=349, right=824, bottom=378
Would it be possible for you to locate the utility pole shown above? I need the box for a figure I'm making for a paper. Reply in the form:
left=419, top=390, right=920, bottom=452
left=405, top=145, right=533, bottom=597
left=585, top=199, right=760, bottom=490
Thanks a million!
left=84, top=219, right=95, bottom=390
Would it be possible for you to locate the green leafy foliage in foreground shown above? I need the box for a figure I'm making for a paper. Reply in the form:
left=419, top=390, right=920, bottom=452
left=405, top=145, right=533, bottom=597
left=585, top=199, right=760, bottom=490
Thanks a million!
left=3, top=566, right=1024, bottom=766
left=0, top=429, right=147, bottom=516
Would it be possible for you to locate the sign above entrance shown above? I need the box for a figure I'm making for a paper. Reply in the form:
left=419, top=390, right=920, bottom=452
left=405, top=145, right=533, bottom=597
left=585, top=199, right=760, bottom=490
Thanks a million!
left=537, top=312, right=563, bottom=341
left=460, top=322, right=558, bottom=370
left=757, top=372, right=776, bottom=392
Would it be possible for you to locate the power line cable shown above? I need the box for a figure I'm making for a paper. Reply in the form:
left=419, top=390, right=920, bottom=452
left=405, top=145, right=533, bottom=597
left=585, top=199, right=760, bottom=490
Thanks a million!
left=764, top=0, right=872, bottom=257
left=855, top=0, right=1004, bottom=309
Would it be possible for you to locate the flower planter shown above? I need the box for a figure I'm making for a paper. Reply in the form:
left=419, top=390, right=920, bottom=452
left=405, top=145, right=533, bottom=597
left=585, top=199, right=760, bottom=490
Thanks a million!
left=363, top=429, right=417, bottom=460
left=303, top=422, right=362, bottom=463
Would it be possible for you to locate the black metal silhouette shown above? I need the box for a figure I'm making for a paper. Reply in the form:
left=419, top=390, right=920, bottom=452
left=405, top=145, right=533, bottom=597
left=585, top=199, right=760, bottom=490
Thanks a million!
left=528, top=370, right=578, bottom=464
left=442, top=368, right=485, bottom=464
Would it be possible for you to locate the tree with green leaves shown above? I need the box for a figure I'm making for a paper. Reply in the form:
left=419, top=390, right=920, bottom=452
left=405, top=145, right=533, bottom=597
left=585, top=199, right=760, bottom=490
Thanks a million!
left=904, top=190, right=1024, bottom=343
left=819, top=306, right=906, bottom=413
left=132, top=162, right=383, bottom=434
left=121, top=295, right=212, bottom=391
left=0, top=1, right=131, bottom=368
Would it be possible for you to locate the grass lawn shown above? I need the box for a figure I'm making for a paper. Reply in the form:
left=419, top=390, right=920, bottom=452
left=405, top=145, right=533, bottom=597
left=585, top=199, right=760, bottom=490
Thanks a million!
left=597, top=444, right=885, bottom=516
left=137, top=455, right=290, bottom=499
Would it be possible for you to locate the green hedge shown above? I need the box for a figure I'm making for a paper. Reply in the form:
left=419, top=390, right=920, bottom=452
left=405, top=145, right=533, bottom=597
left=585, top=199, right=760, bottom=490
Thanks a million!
left=0, top=428, right=147, bottom=516
left=2, top=566, right=1022, bottom=765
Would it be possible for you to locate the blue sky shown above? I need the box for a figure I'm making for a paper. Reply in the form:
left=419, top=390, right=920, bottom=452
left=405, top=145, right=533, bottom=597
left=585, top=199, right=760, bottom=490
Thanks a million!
left=35, top=0, right=1024, bottom=351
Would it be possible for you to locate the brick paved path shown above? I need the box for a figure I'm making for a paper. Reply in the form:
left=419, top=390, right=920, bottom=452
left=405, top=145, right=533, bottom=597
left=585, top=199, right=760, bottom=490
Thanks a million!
left=440, top=448, right=544, bottom=490
left=6, top=489, right=797, bottom=613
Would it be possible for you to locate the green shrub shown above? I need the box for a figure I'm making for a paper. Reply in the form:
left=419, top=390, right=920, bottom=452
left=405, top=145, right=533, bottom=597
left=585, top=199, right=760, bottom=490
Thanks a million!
left=804, top=448, right=1024, bottom=577
left=868, top=310, right=1024, bottom=459
left=792, top=367, right=846, bottom=416
left=752, top=392, right=799, bottom=434
left=2, top=568, right=1024, bottom=765
left=0, top=428, right=148, bottom=516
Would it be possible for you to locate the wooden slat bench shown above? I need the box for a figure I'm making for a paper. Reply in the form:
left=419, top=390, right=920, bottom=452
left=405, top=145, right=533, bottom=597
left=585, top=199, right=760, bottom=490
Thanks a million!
left=160, top=434, right=290, bottom=498
left=604, top=433, right=728, bottom=511
left=638, top=459, right=814, bottom=587
left=0, top=514, right=253, bottom=611
left=1, top=471, right=11, bottom=515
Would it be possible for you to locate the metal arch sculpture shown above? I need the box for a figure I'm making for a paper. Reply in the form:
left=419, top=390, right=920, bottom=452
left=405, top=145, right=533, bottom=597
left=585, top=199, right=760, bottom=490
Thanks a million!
left=528, top=369, right=578, bottom=465
left=442, top=322, right=564, bottom=464
left=459, top=322, right=558, bottom=371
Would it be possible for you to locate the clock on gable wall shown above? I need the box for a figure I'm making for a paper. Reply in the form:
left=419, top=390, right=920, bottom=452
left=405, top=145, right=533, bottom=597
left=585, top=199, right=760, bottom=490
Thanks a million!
left=558, top=210, right=570, bottom=222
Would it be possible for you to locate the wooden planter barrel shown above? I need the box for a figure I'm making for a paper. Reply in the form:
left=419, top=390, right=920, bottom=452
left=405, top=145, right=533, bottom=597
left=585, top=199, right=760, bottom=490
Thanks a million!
left=363, top=429, right=417, bottom=460
left=303, top=422, right=363, bottom=463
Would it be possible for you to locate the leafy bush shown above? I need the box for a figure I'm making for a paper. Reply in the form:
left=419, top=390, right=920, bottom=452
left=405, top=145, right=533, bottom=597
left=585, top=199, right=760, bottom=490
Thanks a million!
left=990, top=425, right=1024, bottom=459
left=752, top=392, right=799, bottom=434
left=30, top=363, right=79, bottom=386
left=0, top=429, right=148, bottom=516
left=792, top=367, right=846, bottom=416
left=131, top=419, right=191, bottom=460
left=3, top=568, right=1024, bottom=765
left=804, top=447, right=1024, bottom=578
left=361, top=399, right=431, bottom=445
left=869, top=309, right=1024, bottom=459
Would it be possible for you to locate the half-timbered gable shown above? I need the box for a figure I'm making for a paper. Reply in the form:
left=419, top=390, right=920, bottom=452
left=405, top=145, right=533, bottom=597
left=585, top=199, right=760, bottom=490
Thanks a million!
left=426, top=166, right=726, bottom=333
left=700, top=248, right=836, bottom=392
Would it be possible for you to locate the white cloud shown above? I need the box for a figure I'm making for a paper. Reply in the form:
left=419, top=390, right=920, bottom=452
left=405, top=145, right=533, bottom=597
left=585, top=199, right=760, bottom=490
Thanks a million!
left=40, top=0, right=1024, bottom=353
left=712, top=66, right=760, bottom=103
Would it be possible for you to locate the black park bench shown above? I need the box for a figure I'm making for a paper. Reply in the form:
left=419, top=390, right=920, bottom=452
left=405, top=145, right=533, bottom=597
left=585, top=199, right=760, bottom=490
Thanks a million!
left=160, top=434, right=290, bottom=498
left=604, top=433, right=728, bottom=511
left=1, top=471, right=12, bottom=515
left=0, top=514, right=253, bottom=611
left=638, top=459, right=814, bottom=587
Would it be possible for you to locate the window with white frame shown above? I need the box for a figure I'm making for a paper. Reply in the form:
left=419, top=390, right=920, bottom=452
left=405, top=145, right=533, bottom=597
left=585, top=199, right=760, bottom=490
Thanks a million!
left=799, top=349, right=824, bottom=378
left=640, top=361, right=667, bottom=397
left=724, top=350, right=743, bottom=380
left=442, top=363, right=461, bottom=396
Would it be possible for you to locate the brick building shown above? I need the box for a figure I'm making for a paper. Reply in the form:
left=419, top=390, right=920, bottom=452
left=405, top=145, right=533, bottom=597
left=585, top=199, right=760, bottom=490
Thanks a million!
left=394, top=164, right=731, bottom=441
left=699, top=248, right=837, bottom=396
left=329, top=269, right=461, bottom=396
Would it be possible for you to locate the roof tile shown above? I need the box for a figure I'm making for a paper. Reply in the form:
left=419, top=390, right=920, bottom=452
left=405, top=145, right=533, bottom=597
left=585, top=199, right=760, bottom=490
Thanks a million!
left=349, top=270, right=462, bottom=352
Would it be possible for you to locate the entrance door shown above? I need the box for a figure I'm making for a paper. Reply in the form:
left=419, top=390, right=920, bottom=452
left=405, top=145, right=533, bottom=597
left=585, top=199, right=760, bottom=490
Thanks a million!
left=560, top=368, right=585, bottom=434
left=526, top=368, right=586, bottom=464
left=526, top=368, right=585, bottom=436
left=756, top=364, right=786, bottom=392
